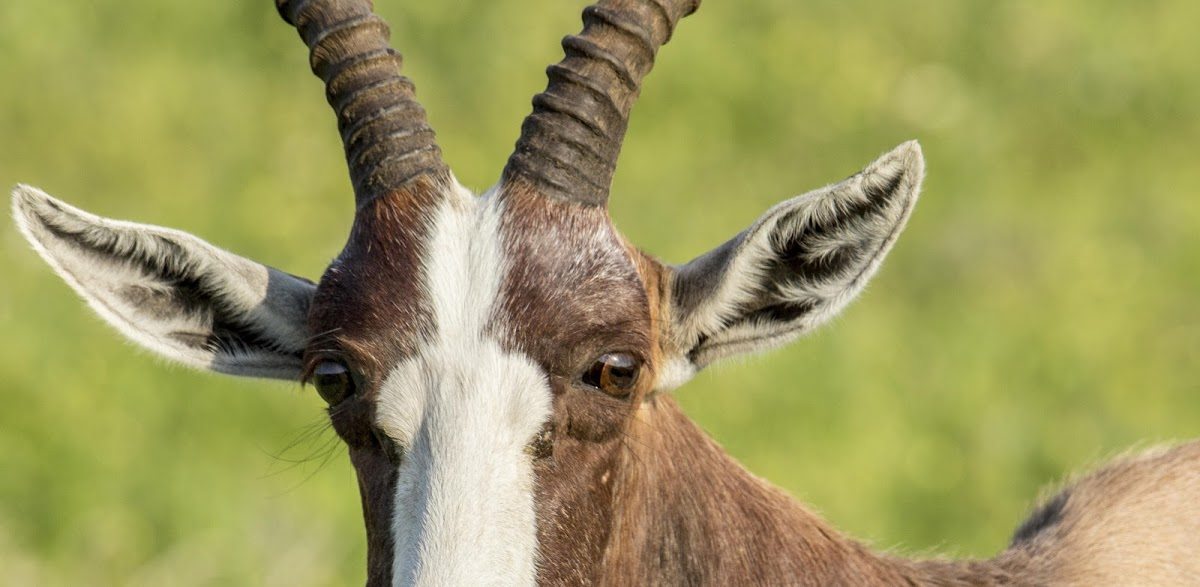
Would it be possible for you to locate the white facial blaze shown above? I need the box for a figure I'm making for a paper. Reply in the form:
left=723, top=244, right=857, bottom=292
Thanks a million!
left=375, top=185, right=552, bottom=586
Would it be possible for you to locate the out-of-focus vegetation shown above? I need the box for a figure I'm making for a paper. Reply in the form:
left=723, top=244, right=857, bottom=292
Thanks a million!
left=2, top=0, right=1197, bottom=584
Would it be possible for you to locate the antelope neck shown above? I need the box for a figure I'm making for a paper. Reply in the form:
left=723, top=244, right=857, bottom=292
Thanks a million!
left=542, top=396, right=1020, bottom=585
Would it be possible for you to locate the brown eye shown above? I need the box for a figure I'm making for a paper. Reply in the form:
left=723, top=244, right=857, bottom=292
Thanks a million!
left=311, top=361, right=355, bottom=405
left=582, top=352, right=641, bottom=397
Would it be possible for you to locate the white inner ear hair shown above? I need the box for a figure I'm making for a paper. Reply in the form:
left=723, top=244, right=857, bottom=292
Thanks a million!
left=677, top=142, right=923, bottom=368
left=11, top=184, right=313, bottom=379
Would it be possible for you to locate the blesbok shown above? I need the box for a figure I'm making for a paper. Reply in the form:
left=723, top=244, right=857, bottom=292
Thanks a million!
left=12, top=0, right=1200, bottom=584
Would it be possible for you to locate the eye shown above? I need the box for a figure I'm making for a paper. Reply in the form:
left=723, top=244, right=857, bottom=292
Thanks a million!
left=582, top=352, right=641, bottom=397
left=311, top=360, right=356, bottom=405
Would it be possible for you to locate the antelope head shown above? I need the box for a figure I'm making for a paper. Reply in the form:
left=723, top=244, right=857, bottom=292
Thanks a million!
left=12, top=0, right=923, bottom=584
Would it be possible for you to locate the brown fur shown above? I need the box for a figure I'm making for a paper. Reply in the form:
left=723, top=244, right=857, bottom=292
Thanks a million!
left=307, top=179, right=667, bottom=586
left=493, top=182, right=655, bottom=378
left=535, top=388, right=1200, bottom=585
left=494, top=181, right=657, bottom=584
left=998, top=443, right=1200, bottom=584
left=305, top=179, right=448, bottom=586
left=22, top=1, right=1196, bottom=584
left=516, top=249, right=1200, bottom=585
left=292, top=96, right=1200, bottom=587
left=277, top=4, right=1200, bottom=586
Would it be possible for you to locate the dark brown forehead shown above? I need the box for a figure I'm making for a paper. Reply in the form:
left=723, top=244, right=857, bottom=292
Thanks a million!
left=305, top=187, right=439, bottom=378
left=494, top=184, right=654, bottom=375
left=306, top=180, right=656, bottom=379
left=305, top=187, right=446, bottom=586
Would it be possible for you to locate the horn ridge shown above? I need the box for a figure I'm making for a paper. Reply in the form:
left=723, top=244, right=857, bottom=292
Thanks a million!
left=503, top=0, right=701, bottom=207
left=276, top=0, right=448, bottom=207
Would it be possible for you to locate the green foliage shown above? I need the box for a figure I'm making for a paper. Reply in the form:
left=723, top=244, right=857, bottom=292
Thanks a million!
left=1, top=1, right=1197, bottom=583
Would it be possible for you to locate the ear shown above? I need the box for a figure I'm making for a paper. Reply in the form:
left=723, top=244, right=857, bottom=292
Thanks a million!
left=666, top=141, right=924, bottom=375
left=12, top=185, right=316, bottom=380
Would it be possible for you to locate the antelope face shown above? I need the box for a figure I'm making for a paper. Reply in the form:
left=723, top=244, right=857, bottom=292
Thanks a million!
left=304, top=180, right=660, bottom=584
left=12, top=0, right=923, bottom=585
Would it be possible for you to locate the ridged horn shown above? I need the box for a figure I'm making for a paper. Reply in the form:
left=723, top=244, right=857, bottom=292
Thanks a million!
left=276, top=0, right=448, bottom=207
left=502, top=0, right=701, bottom=207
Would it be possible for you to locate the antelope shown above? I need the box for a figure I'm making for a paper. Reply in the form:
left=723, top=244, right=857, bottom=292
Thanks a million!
left=12, top=0, right=1200, bottom=584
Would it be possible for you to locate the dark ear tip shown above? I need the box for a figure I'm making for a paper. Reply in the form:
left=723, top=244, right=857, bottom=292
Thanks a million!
left=11, top=184, right=77, bottom=229
left=860, top=140, right=925, bottom=202
left=898, top=139, right=923, bottom=160
left=11, top=183, right=40, bottom=208
left=896, top=139, right=925, bottom=180
left=11, top=183, right=69, bottom=215
left=11, top=184, right=47, bottom=226
left=872, top=140, right=924, bottom=178
left=11, top=186, right=103, bottom=255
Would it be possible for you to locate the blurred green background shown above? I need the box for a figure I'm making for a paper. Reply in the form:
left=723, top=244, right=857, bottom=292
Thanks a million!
left=2, top=0, right=1198, bottom=584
